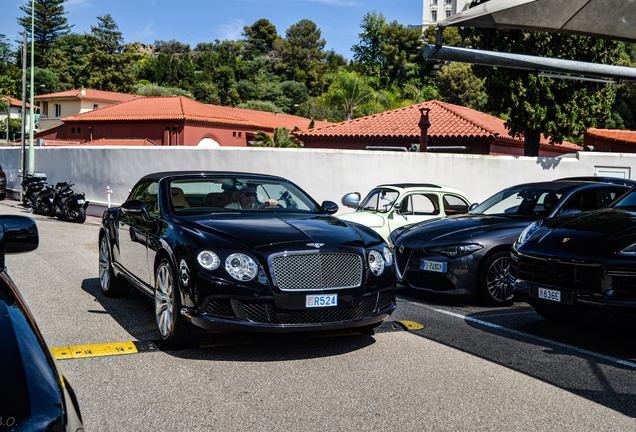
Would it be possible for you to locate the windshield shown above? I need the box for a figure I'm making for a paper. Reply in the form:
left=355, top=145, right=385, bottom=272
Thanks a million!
left=612, top=189, right=636, bottom=211
left=168, top=177, right=321, bottom=214
left=470, top=187, right=564, bottom=220
left=358, top=188, right=399, bottom=213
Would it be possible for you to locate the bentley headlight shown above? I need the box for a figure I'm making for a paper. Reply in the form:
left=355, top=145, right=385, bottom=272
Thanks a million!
left=198, top=250, right=220, bottom=270
left=518, top=221, right=542, bottom=245
left=427, top=244, right=483, bottom=258
left=225, top=253, right=258, bottom=281
left=617, top=244, right=636, bottom=256
left=383, top=246, right=393, bottom=265
left=368, top=250, right=385, bottom=276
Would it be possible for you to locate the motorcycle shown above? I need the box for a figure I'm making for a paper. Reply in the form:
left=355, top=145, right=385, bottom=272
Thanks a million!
left=22, top=172, right=55, bottom=216
left=52, top=181, right=89, bottom=223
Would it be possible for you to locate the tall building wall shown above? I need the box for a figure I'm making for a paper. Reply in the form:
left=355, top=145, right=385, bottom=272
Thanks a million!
left=422, top=0, right=470, bottom=27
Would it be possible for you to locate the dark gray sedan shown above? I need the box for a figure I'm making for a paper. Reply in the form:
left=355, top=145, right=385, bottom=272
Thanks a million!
left=390, top=181, right=630, bottom=305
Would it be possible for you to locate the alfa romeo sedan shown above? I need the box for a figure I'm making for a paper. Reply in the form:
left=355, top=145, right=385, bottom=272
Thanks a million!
left=0, top=215, right=84, bottom=432
left=391, top=181, right=629, bottom=305
left=339, top=183, right=471, bottom=242
left=99, top=172, right=396, bottom=343
left=512, top=185, right=636, bottom=323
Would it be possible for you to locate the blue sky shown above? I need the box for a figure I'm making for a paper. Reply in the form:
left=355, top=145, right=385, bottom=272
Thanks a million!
left=1, top=0, right=423, bottom=60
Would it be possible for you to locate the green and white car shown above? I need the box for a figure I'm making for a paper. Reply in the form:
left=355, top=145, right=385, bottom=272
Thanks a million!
left=338, top=183, right=472, bottom=243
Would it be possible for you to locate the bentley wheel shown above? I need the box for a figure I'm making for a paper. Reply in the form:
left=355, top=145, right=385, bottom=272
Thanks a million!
left=155, top=259, right=193, bottom=344
left=99, top=235, right=130, bottom=297
left=478, top=251, right=514, bottom=306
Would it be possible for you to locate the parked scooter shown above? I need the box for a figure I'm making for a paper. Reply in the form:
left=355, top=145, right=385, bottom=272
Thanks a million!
left=22, top=172, right=55, bottom=216
left=52, top=181, right=89, bottom=223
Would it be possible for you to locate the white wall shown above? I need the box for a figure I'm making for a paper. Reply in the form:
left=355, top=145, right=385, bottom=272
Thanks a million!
left=1, top=146, right=634, bottom=217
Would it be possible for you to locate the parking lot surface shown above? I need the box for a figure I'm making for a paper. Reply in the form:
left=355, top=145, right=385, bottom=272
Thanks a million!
left=2, top=201, right=635, bottom=431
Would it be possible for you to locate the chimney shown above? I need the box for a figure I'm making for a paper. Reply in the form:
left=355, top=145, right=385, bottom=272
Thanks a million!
left=79, top=87, right=86, bottom=96
left=418, top=108, right=431, bottom=152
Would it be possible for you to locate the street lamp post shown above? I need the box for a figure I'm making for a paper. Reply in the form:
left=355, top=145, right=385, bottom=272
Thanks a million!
left=28, top=0, right=35, bottom=175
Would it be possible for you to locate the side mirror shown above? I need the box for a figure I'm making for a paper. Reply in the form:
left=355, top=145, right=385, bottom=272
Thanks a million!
left=393, top=202, right=402, bottom=211
left=121, top=199, right=151, bottom=221
left=469, top=203, right=479, bottom=212
left=322, top=201, right=339, bottom=214
left=341, top=192, right=360, bottom=209
left=0, top=215, right=38, bottom=269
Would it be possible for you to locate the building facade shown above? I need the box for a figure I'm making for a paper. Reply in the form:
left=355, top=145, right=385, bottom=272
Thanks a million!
left=422, top=0, right=470, bottom=27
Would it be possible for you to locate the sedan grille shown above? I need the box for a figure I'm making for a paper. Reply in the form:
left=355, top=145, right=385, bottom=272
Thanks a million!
left=270, top=252, right=363, bottom=291
left=394, top=247, right=411, bottom=279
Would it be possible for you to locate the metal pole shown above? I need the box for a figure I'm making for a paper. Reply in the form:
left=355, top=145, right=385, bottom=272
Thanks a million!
left=20, top=30, right=27, bottom=201
left=28, top=0, right=35, bottom=175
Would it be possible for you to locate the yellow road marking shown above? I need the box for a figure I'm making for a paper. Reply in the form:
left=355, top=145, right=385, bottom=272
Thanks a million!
left=51, top=341, right=138, bottom=359
left=398, top=320, right=424, bottom=331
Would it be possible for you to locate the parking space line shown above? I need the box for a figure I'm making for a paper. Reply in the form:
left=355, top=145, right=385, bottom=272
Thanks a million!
left=405, top=300, right=636, bottom=370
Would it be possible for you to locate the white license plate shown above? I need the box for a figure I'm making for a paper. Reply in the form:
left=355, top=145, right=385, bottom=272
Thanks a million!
left=538, top=287, right=561, bottom=302
left=420, top=260, right=447, bottom=273
left=306, top=294, right=337, bottom=308
left=77, top=199, right=85, bottom=204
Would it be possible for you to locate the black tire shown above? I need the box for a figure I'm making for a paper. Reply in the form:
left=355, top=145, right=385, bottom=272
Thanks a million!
left=154, top=258, right=194, bottom=344
left=0, top=192, right=5, bottom=200
left=531, top=303, right=572, bottom=323
left=75, top=207, right=86, bottom=223
left=98, top=235, right=131, bottom=297
left=478, top=250, right=514, bottom=306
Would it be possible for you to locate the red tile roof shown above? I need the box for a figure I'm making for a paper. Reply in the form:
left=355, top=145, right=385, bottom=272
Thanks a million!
left=211, top=105, right=331, bottom=131
left=1, top=96, right=32, bottom=108
left=296, top=100, right=580, bottom=151
left=35, top=88, right=139, bottom=103
left=62, top=96, right=259, bottom=126
left=586, top=128, right=636, bottom=144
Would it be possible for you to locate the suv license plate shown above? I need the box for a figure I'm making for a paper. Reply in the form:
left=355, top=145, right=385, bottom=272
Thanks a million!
left=306, top=294, right=337, bottom=308
left=420, top=260, right=447, bottom=273
left=538, top=287, right=561, bottom=302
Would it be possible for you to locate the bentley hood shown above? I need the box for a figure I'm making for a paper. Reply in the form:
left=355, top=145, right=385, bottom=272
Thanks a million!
left=186, top=213, right=368, bottom=249
left=395, top=215, right=532, bottom=243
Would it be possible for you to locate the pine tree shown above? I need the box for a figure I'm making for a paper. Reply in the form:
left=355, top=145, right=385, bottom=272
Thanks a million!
left=17, top=0, right=73, bottom=67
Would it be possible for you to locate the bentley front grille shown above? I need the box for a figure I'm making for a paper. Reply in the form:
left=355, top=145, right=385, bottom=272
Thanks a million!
left=270, top=252, right=363, bottom=291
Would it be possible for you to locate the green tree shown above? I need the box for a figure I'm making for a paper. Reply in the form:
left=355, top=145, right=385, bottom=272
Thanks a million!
left=135, top=83, right=192, bottom=97
left=237, top=100, right=282, bottom=113
left=83, top=15, right=136, bottom=93
left=273, top=19, right=326, bottom=84
left=17, top=0, right=73, bottom=67
left=45, top=34, right=92, bottom=89
left=191, top=81, right=221, bottom=105
left=0, top=34, right=14, bottom=75
left=318, top=69, right=376, bottom=120
left=464, top=16, right=623, bottom=155
left=242, top=19, right=278, bottom=57
left=253, top=127, right=302, bottom=147
left=351, top=11, right=387, bottom=78
left=402, top=81, right=440, bottom=103
left=436, top=62, right=485, bottom=109
left=30, top=66, right=59, bottom=94
left=177, top=52, right=195, bottom=88
left=380, top=21, right=422, bottom=87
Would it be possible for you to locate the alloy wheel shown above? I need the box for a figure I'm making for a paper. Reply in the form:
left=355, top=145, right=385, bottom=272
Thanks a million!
left=486, top=256, right=513, bottom=302
left=99, top=238, right=110, bottom=291
left=155, top=263, right=174, bottom=338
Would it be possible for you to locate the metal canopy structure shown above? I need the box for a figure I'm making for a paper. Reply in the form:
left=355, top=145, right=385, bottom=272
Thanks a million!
left=439, top=0, right=636, bottom=43
left=425, top=0, right=636, bottom=81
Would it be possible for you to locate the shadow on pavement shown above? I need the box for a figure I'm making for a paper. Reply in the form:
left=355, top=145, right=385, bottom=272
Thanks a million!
left=81, top=277, right=379, bottom=362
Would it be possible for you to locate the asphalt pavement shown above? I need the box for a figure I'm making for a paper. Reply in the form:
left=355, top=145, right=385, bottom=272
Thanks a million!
left=2, top=200, right=635, bottom=431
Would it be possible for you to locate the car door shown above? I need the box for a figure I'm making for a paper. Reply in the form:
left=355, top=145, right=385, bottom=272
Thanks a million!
left=556, top=188, right=603, bottom=215
left=389, top=193, right=440, bottom=231
left=118, top=181, right=159, bottom=288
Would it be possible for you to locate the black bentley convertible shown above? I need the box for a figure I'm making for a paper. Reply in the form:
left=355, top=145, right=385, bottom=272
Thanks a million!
left=99, top=172, right=396, bottom=343
left=512, top=186, right=636, bottom=323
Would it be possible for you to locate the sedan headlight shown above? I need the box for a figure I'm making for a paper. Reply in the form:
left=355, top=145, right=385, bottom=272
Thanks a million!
left=383, top=246, right=393, bottom=266
left=198, top=250, right=220, bottom=270
left=617, top=244, right=636, bottom=256
left=225, top=253, right=258, bottom=281
left=518, top=221, right=542, bottom=245
left=368, top=250, right=385, bottom=276
left=427, top=244, right=483, bottom=258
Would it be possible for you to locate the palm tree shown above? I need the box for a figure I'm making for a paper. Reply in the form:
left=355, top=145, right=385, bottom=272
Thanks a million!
left=318, top=69, right=377, bottom=121
left=253, top=127, right=303, bottom=148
